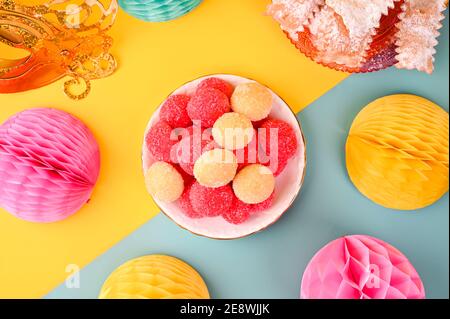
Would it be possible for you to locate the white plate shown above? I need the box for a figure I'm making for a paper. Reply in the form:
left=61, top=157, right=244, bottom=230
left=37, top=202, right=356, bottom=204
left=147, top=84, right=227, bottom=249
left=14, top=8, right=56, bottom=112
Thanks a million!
left=142, top=74, right=307, bottom=239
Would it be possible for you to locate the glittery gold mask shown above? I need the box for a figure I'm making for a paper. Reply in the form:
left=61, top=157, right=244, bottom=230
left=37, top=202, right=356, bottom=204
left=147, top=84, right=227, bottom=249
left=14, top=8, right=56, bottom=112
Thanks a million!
left=0, top=0, right=117, bottom=99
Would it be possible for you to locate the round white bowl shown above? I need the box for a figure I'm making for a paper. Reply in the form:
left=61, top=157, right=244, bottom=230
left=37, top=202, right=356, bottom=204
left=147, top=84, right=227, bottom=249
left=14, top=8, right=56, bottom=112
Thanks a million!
left=142, top=74, right=306, bottom=239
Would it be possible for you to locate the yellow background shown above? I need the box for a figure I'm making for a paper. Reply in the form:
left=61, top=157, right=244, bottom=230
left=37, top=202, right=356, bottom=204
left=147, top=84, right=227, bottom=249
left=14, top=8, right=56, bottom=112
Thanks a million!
left=0, top=0, right=346, bottom=298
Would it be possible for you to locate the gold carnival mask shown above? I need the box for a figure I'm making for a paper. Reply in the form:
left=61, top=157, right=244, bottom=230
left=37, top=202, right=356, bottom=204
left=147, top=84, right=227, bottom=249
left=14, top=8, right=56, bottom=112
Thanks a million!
left=0, top=0, right=117, bottom=99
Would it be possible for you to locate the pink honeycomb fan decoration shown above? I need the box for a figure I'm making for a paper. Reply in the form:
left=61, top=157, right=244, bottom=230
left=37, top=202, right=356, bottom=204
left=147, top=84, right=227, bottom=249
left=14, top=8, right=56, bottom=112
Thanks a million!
left=301, top=235, right=425, bottom=299
left=0, top=108, right=100, bottom=223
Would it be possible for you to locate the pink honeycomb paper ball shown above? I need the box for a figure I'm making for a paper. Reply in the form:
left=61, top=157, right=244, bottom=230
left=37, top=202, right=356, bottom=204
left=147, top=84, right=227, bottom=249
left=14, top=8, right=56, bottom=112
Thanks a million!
left=301, top=235, right=425, bottom=299
left=0, top=108, right=101, bottom=223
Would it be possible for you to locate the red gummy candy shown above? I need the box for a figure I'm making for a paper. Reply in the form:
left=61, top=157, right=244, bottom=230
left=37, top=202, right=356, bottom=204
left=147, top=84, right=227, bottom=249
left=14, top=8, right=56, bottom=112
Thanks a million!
left=251, top=191, right=275, bottom=212
left=160, top=94, right=192, bottom=128
left=173, top=164, right=194, bottom=185
left=197, top=77, right=234, bottom=98
left=232, top=192, right=275, bottom=215
left=146, top=120, right=177, bottom=162
left=178, top=183, right=203, bottom=219
left=259, top=119, right=297, bottom=175
left=252, top=119, right=267, bottom=128
left=189, top=182, right=234, bottom=217
left=260, top=147, right=289, bottom=176
left=176, top=126, right=214, bottom=175
left=222, top=208, right=250, bottom=225
left=260, top=119, right=298, bottom=158
left=177, top=138, right=211, bottom=175
left=187, top=88, right=231, bottom=127
left=223, top=192, right=275, bottom=225
left=234, top=130, right=259, bottom=169
left=172, top=124, right=200, bottom=142
left=269, top=157, right=289, bottom=176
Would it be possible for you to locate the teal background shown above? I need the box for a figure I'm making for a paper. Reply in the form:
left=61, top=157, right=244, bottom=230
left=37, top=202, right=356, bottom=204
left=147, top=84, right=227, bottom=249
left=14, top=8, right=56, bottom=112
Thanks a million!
left=47, top=21, right=449, bottom=299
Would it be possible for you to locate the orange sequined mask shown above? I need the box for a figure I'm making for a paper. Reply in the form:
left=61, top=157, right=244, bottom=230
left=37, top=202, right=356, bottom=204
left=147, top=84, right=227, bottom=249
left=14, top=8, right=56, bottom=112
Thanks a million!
left=0, top=0, right=117, bottom=99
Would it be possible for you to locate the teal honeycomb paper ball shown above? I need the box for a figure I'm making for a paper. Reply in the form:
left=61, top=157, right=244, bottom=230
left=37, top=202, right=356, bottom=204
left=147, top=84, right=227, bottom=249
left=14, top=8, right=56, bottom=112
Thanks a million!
left=119, top=0, right=202, bottom=22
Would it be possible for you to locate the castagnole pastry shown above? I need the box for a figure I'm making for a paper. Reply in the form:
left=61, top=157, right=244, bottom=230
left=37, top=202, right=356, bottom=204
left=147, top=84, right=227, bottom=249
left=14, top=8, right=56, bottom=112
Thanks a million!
left=145, top=161, right=184, bottom=203
left=194, top=148, right=238, bottom=188
left=268, top=0, right=447, bottom=74
left=213, top=112, right=254, bottom=150
left=233, top=164, right=275, bottom=204
left=231, top=82, right=273, bottom=121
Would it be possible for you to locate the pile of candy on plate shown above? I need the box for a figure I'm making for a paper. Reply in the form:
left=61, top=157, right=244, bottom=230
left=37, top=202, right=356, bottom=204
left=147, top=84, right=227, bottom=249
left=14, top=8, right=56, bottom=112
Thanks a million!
left=267, top=0, right=447, bottom=73
left=144, top=77, right=299, bottom=225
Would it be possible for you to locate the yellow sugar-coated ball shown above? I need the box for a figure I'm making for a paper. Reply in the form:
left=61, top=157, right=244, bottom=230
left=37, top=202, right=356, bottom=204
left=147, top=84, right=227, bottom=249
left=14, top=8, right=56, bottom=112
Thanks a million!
left=99, top=255, right=210, bottom=299
left=213, top=112, right=254, bottom=150
left=233, top=164, right=275, bottom=204
left=346, top=94, right=449, bottom=210
left=231, top=82, right=273, bottom=121
left=145, top=161, right=184, bottom=203
left=194, top=148, right=238, bottom=188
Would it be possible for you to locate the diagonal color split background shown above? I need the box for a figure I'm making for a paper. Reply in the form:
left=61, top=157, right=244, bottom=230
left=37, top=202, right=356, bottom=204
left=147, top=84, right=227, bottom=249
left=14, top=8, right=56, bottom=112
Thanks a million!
left=47, top=28, right=450, bottom=298
left=0, top=0, right=346, bottom=298
left=0, top=1, right=448, bottom=298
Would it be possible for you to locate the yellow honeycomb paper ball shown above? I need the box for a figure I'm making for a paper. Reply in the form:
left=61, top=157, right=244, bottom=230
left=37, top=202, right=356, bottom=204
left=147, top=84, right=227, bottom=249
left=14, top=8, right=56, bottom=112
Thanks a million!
left=346, top=94, right=449, bottom=210
left=99, top=255, right=210, bottom=299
